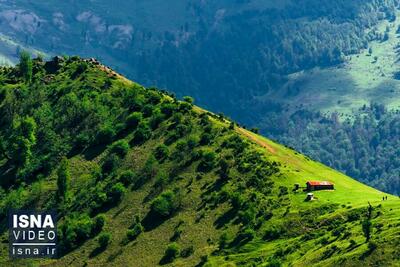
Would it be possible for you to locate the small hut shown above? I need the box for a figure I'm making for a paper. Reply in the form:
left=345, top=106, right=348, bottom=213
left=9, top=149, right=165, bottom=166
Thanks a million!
left=306, top=181, right=334, bottom=191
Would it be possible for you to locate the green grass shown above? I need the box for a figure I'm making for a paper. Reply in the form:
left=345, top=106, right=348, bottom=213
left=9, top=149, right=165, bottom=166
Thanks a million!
left=0, top=57, right=399, bottom=267
left=207, top=128, right=400, bottom=266
left=264, top=12, right=400, bottom=117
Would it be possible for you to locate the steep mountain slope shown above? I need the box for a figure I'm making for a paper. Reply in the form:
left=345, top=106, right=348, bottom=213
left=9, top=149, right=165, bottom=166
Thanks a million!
left=0, top=57, right=399, bottom=266
left=1, top=1, right=400, bottom=195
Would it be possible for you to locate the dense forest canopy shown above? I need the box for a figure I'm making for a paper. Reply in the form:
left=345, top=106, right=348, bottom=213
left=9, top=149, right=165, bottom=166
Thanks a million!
left=263, top=104, right=400, bottom=195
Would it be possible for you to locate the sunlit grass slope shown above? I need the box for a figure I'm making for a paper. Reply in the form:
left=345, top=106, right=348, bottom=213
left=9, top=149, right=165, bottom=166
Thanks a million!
left=0, top=57, right=398, bottom=267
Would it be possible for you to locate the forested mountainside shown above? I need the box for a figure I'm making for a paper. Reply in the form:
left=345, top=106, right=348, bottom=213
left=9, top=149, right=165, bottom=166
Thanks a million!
left=0, top=1, right=400, bottom=194
left=264, top=105, right=400, bottom=195
left=0, top=0, right=397, bottom=109
left=0, top=56, right=399, bottom=266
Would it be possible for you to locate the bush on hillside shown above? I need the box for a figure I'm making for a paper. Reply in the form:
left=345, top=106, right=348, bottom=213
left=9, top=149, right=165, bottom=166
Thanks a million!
left=150, top=190, right=181, bottom=218
left=107, top=182, right=126, bottom=203
left=162, top=243, right=180, bottom=263
left=154, top=144, right=169, bottom=161
left=133, top=122, right=152, bottom=144
left=126, top=223, right=143, bottom=241
left=126, top=112, right=142, bottom=129
left=96, top=124, right=116, bottom=145
left=109, top=140, right=129, bottom=157
left=142, top=104, right=153, bottom=117
left=92, top=214, right=106, bottom=235
left=101, top=154, right=120, bottom=176
left=197, top=151, right=216, bottom=172
left=98, top=232, right=111, bottom=249
left=119, top=170, right=137, bottom=186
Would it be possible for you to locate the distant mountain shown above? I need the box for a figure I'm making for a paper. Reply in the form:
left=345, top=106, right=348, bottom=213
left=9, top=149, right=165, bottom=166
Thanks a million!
left=0, top=56, right=399, bottom=266
left=0, top=0, right=399, bottom=193
left=0, top=1, right=397, bottom=109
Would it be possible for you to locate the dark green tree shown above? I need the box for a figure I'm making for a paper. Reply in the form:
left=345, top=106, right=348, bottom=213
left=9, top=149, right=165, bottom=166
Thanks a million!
left=11, top=116, right=37, bottom=169
left=19, top=51, right=33, bottom=83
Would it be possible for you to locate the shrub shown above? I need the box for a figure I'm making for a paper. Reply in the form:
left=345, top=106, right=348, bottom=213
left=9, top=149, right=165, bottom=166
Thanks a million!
left=107, top=183, right=126, bottom=203
left=149, top=110, right=165, bottom=130
left=179, top=101, right=192, bottom=112
left=133, top=123, right=152, bottom=144
left=186, top=136, right=198, bottom=149
left=142, top=104, right=153, bottom=117
left=96, top=125, right=116, bottom=144
left=250, top=128, right=259, bottom=134
left=92, top=214, right=106, bottom=235
left=19, top=51, right=33, bottom=82
left=126, top=223, right=143, bottom=241
left=197, top=151, right=216, bottom=172
left=72, top=62, right=88, bottom=79
left=126, top=112, right=142, bottom=129
left=231, top=193, right=245, bottom=209
left=90, top=186, right=108, bottom=213
left=171, top=112, right=183, bottom=125
left=154, top=144, right=169, bottom=161
left=154, top=171, right=168, bottom=189
left=183, top=96, right=194, bottom=104
left=238, top=206, right=256, bottom=225
left=98, top=232, right=111, bottom=249
left=59, top=214, right=95, bottom=252
left=160, top=102, right=176, bottom=117
left=266, top=257, right=282, bottom=267
left=119, top=170, right=137, bottom=186
left=264, top=225, right=283, bottom=241
left=101, top=154, right=120, bottom=175
left=147, top=91, right=162, bottom=105
left=163, top=243, right=180, bottom=262
left=151, top=190, right=181, bottom=218
left=140, top=155, right=157, bottom=184
left=200, top=133, right=212, bottom=145
left=75, top=133, right=90, bottom=148
left=110, top=140, right=129, bottom=157
left=218, top=158, right=230, bottom=180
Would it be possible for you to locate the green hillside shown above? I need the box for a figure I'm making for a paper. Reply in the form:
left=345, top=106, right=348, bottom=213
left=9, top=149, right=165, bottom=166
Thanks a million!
left=0, top=57, right=399, bottom=266
left=275, top=11, right=400, bottom=115
left=2, top=0, right=400, bottom=196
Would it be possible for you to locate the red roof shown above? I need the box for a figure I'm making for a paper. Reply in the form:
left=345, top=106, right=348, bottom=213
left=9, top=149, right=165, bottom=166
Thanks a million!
left=307, top=181, right=334, bottom=186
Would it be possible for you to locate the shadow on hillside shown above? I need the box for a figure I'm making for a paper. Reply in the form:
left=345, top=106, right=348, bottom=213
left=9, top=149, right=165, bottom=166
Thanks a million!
left=107, top=248, right=123, bottom=262
left=143, top=186, right=163, bottom=204
left=83, top=143, right=108, bottom=161
left=214, top=208, right=237, bottom=229
left=0, top=163, right=16, bottom=189
left=89, top=245, right=106, bottom=258
left=142, top=211, right=167, bottom=231
left=67, top=141, right=108, bottom=161
left=202, top=178, right=226, bottom=198
left=159, top=255, right=174, bottom=265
